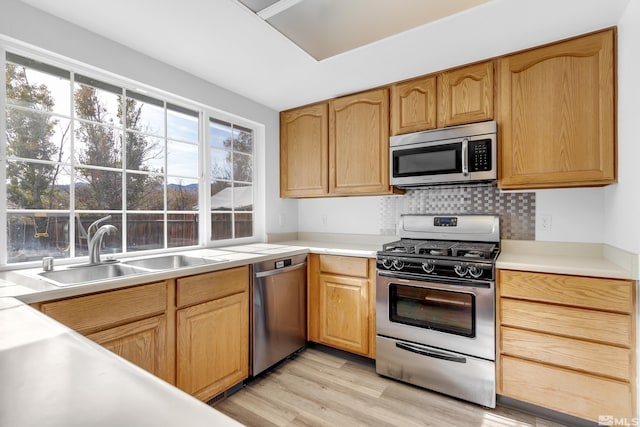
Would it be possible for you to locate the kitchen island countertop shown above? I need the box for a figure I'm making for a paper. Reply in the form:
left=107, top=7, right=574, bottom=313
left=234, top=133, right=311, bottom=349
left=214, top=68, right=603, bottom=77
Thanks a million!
left=0, top=297, right=243, bottom=427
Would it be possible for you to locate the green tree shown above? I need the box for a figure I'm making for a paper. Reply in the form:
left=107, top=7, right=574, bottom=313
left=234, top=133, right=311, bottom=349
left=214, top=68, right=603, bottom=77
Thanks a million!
left=122, top=97, right=164, bottom=210
left=231, top=129, right=253, bottom=184
left=74, top=88, right=162, bottom=210
left=74, top=85, right=121, bottom=209
left=168, top=180, right=198, bottom=211
left=5, top=64, right=66, bottom=211
left=210, top=127, right=253, bottom=200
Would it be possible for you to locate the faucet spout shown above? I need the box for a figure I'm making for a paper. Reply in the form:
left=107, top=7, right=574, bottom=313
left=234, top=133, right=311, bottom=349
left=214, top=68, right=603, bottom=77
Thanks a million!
left=88, top=224, right=117, bottom=265
left=86, top=215, right=112, bottom=242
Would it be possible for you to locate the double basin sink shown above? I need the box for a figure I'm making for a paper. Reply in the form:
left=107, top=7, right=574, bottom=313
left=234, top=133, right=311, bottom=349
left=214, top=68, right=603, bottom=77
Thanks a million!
left=35, top=255, right=227, bottom=287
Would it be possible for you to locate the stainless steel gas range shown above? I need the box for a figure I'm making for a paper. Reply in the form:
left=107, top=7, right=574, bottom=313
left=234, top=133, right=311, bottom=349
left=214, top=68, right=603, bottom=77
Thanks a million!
left=375, top=214, right=500, bottom=408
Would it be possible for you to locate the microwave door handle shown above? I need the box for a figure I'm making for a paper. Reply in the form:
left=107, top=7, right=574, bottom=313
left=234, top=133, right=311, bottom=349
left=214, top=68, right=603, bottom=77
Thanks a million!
left=462, top=138, right=469, bottom=176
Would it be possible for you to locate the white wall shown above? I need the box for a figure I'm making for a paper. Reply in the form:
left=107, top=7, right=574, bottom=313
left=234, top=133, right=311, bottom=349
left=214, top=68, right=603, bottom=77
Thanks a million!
left=605, top=0, right=640, bottom=254
left=534, top=188, right=605, bottom=243
left=0, top=0, right=298, bottom=238
left=298, top=196, right=382, bottom=234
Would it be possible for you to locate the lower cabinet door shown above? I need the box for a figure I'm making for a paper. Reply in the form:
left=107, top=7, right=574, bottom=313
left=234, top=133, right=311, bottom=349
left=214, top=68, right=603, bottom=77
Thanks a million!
left=318, top=273, right=369, bottom=356
left=86, top=315, right=170, bottom=383
left=176, top=292, right=249, bottom=401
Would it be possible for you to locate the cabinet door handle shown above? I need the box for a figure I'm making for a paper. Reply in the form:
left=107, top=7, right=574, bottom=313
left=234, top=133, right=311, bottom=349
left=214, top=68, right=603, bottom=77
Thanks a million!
left=396, top=341, right=467, bottom=363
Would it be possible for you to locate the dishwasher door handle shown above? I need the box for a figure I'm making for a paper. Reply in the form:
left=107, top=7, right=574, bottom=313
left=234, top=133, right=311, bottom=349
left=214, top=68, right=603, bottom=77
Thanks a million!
left=254, top=262, right=307, bottom=278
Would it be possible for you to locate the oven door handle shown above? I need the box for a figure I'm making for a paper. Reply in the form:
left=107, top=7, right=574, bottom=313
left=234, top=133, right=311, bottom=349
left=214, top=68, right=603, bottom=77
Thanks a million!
left=395, top=342, right=467, bottom=363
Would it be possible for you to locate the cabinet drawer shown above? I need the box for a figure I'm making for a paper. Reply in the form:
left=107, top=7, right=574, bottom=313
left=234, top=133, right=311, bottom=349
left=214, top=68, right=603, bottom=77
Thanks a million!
left=500, top=356, right=634, bottom=421
left=500, top=299, right=632, bottom=347
left=41, top=281, right=167, bottom=334
left=177, top=266, right=248, bottom=308
left=499, top=270, right=633, bottom=313
left=500, top=326, right=631, bottom=381
left=319, top=255, right=368, bottom=278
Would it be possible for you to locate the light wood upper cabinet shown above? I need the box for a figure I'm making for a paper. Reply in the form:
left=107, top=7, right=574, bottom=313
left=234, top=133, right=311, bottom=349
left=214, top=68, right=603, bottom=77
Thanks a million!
left=390, top=61, right=494, bottom=135
left=280, top=103, right=329, bottom=197
left=438, top=61, right=494, bottom=128
left=498, top=29, right=616, bottom=189
left=329, top=88, right=394, bottom=196
left=280, top=90, right=398, bottom=197
left=390, top=75, right=437, bottom=135
left=308, top=254, right=376, bottom=358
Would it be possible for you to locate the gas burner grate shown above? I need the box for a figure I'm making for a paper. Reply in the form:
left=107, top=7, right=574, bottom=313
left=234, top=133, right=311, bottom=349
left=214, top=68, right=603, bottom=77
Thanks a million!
left=414, top=241, right=456, bottom=256
left=450, top=242, right=497, bottom=259
left=382, top=239, right=421, bottom=254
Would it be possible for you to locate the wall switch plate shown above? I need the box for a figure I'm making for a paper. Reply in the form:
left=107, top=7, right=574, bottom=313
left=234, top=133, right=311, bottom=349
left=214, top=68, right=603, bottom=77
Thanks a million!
left=540, top=214, right=552, bottom=232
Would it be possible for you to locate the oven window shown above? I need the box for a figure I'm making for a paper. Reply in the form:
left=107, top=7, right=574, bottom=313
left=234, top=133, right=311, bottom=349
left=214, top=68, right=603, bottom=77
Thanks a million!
left=389, top=283, right=475, bottom=337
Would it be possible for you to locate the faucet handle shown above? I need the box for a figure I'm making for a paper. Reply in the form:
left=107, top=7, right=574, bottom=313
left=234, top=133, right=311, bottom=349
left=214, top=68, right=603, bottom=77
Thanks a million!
left=87, top=215, right=112, bottom=241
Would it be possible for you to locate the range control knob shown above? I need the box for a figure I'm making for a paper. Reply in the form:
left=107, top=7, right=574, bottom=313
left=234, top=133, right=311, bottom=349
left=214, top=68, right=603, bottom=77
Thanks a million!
left=468, top=266, right=483, bottom=278
left=392, top=259, right=405, bottom=270
left=421, top=262, right=435, bottom=273
left=454, top=264, right=469, bottom=277
left=381, top=257, right=393, bottom=269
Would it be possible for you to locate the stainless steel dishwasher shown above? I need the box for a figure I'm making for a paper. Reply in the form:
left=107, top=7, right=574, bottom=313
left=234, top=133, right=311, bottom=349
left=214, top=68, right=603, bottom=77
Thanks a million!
left=252, top=254, right=307, bottom=376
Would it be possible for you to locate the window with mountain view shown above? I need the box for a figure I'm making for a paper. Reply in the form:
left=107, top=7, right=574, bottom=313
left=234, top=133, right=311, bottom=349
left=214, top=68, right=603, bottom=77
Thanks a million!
left=3, top=52, right=255, bottom=265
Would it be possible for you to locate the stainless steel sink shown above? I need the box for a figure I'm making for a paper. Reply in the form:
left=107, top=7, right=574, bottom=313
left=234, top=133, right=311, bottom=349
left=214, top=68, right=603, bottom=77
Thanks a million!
left=122, top=254, right=225, bottom=270
left=39, top=263, right=148, bottom=287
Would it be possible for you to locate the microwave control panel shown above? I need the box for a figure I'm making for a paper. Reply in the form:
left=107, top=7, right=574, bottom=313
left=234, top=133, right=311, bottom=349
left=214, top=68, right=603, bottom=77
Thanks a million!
left=468, top=139, right=492, bottom=172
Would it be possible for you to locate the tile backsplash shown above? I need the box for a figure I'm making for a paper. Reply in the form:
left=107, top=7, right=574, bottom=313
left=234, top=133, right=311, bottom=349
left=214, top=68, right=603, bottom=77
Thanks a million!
left=380, top=184, right=535, bottom=240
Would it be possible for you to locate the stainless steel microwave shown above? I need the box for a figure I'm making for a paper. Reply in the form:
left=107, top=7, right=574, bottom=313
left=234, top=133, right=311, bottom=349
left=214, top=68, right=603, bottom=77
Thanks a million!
left=390, top=121, right=497, bottom=188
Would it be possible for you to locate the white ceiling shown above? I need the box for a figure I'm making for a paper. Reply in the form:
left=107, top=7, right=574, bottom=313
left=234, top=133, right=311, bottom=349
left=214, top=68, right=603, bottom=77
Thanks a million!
left=244, top=0, right=492, bottom=60
left=20, top=0, right=631, bottom=111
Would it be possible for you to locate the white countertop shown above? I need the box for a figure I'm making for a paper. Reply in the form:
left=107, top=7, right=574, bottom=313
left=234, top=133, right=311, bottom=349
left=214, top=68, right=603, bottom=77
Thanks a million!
left=496, top=240, right=639, bottom=280
left=0, top=297, right=243, bottom=427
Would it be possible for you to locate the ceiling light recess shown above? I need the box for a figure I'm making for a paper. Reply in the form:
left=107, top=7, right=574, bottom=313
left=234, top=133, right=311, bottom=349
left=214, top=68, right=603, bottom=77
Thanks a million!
left=257, top=0, right=304, bottom=19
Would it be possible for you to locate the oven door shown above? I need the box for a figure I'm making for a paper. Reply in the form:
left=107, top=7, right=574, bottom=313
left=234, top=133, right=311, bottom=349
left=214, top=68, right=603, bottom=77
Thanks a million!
left=376, top=271, right=495, bottom=361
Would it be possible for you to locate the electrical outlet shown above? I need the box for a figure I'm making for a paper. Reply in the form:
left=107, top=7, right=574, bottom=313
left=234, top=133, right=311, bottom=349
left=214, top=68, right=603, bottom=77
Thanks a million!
left=278, top=213, right=285, bottom=226
left=321, top=213, right=328, bottom=226
left=539, top=214, right=552, bottom=232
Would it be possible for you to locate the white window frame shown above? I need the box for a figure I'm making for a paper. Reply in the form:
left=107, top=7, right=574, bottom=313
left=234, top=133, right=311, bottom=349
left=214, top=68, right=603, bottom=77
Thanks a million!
left=0, top=39, right=265, bottom=268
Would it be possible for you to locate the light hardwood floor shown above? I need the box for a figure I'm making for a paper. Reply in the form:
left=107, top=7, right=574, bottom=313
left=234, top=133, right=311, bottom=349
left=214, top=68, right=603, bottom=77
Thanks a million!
left=214, top=347, right=570, bottom=427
